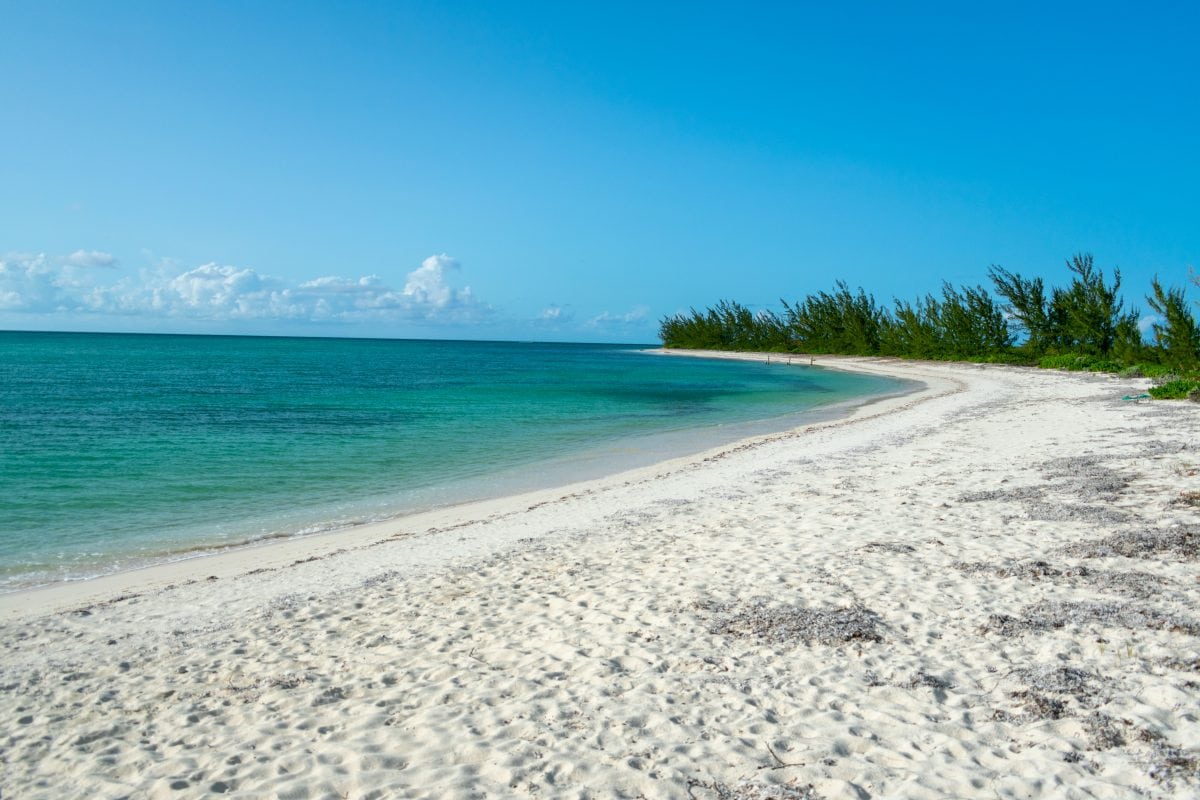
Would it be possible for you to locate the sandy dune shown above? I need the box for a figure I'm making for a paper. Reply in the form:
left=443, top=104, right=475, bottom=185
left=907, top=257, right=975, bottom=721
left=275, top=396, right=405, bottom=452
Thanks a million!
left=2, top=356, right=1198, bottom=799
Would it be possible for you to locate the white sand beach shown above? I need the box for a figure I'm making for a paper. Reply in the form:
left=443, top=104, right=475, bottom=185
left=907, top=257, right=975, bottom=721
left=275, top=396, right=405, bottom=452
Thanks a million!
left=1, top=355, right=1198, bottom=799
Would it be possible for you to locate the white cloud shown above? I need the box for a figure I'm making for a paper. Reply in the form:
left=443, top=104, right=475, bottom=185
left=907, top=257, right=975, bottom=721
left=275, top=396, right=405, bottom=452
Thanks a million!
left=537, top=305, right=573, bottom=322
left=0, top=252, right=81, bottom=311
left=586, top=305, right=651, bottom=328
left=65, top=249, right=118, bottom=268
left=402, top=254, right=472, bottom=313
left=1138, top=314, right=1161, bottom=335
left=0, top=251, right=489, bottom=325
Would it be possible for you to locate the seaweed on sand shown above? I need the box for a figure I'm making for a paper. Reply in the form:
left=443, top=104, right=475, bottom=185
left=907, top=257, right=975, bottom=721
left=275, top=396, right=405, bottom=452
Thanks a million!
left=704, top=599, right=883, bottom=645
left=687, top=780, right=822, bottom=800
left=859, top=541, right=916, bottom=554
left=1041, top=456, right=1133, bottom=499
left=1082, top=712, right=1127, bottom=750
left=982, top=600, right=1200, bottom=637
left=1010, top=691, right=1069, bottom=720
left=959, top=455, right=1138, bottom=524
left=953, top=559, right=1087, bottom=579
left=1085, top=570, right=1170, bottom=599
left=1016, top=665, right=1099, bottom=699
left=1005, top=665, right=1102, bottom=721
left=954, top=560, right=1168, bottom=598
left=1060, top=526, right=1200, bottom=561
left=1148, top=743, right=1200, bottom=786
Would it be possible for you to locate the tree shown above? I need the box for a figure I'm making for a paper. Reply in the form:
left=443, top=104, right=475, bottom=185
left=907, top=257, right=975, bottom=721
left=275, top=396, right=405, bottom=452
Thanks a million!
left=1146, top=277, right=1200, bottom=371
left=989, top=265, right=1052, bottom=354
left=1052, top=253, right=1125, bottom=356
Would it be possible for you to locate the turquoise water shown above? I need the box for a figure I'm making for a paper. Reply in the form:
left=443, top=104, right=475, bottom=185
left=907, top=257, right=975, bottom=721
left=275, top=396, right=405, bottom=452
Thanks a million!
left=0, top=332, right=909, bottom=589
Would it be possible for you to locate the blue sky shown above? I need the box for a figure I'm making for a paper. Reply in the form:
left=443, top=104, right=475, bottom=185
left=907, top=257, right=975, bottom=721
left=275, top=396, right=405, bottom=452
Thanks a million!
left=1, top=1, right=1196, bottom=343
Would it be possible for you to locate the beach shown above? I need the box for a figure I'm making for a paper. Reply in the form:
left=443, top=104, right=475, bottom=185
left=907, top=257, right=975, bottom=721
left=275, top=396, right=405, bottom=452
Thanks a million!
left=1, top=355, right=1197, bottom=798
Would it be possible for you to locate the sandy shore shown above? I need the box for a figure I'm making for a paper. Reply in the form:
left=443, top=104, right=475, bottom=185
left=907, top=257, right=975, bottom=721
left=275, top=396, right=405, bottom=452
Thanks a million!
left=2, top=355, right=1198, bottom=799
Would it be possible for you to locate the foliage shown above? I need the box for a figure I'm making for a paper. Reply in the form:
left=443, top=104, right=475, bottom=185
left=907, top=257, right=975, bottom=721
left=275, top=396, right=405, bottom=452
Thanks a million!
left=780, top=282, right=886, bottom=355
left=1148, top=379, right=1200, bottom=400
left=1052, top=253, right=1129, bottom=356
left=1038, top=354, right=1123, bottom=373
left=1146, top=277, right=1200, bottom=371
left=1119, top=363, right=1175, bottom=379
left=991, top=253, right=1137, bottom=358
left=658, top=300, right=791, bottom=352
left=658, top=252, right=1200, bottom=400
left=989, top=265, right=1053, bottom=353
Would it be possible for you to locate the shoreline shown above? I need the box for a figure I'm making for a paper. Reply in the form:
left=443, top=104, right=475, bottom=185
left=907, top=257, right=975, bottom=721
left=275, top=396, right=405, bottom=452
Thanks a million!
left=3, top=356, right=1198, bottom=798
left=0, top=351, right=922, bottom=617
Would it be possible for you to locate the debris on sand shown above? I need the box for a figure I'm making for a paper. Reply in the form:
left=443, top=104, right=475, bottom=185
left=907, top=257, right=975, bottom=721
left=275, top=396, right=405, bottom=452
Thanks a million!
left=1082, top=712, right=1127, bottom=750
left=688, top=780, right=823, bottom=800
left=1011, top=691, right=1069, bottom=719
left=982, top=600, right=1200, bottom=637
left=1016, top=665, right=1099, bottom=699
left=1003, top=665, right=1102, bottom=720
left=704, top=599, right=883, bottom=645
left=1041, top=456, right=1133, bottom=499
left=959, top=455, right=1137, bottom=523
left=953, top=559, right=1087, bottom=579
left=1148, top=743, right=1200, bottom=787
left=859, top=541, right=916, bottom=554
left=1060, top=526, right=1200, bottom=561
left=954, top=560, right=1168, bottom=598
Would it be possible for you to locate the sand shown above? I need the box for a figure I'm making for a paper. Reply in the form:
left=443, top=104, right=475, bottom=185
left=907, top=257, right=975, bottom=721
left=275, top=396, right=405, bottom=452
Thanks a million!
left=1, top=354, right=1198, bottom=799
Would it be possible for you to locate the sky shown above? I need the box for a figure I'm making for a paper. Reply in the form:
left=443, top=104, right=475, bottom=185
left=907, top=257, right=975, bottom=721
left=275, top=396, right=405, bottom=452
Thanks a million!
left=1, top=1, right=1197, bottom=343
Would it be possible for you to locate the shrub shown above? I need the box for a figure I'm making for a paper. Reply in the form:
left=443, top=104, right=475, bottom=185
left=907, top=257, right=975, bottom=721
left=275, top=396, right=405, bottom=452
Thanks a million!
left=1038, top=353, right=1122, bottom=373
left=1148, top=379, right=1200, bottom=400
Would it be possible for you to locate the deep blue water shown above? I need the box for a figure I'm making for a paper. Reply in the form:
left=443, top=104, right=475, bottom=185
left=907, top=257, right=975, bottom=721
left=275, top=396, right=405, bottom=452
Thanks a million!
left=0, top=332, right=909, bottom=589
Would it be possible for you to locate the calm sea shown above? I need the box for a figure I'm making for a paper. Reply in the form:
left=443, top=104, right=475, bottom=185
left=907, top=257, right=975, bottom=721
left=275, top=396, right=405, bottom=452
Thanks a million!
left=0, top=332, right=909, bottom=589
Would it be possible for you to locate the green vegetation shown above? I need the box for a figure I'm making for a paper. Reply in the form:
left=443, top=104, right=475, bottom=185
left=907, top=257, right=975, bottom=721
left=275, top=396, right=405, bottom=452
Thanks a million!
left=1148, top=379, right=1200, bottom=400
left=659, top=253, right=1200, bottom=399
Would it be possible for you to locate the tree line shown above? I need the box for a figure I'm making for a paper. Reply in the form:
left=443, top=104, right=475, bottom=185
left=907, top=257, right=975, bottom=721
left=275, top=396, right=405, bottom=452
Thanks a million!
left=659, top=254, right=1200, bottom=396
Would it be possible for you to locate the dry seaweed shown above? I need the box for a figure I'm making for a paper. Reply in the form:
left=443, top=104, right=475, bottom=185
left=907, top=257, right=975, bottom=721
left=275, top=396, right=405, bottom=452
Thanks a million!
left=1041, top=456, right=1133, bottom=499
left=960, top=455, right=1136, bottom=524
left=688, top=780, right=822, bottom=800
left=859, top=542, right=916, bottom=554
left=1060, top=526, right=1200, bottom=561
left=1004, top=665, right=1102, bottom=720
left=904, top=670, right=953, bottom=690
left=1023, top=500, right=1132, bottom=524
left=1016, top=665, right=1099, bottom=699
left=1082, top=712, right=1126, bottom=750
left=1011, top=691, right=1069, bottom=719
left=1148, top=743, right=1200, bottom=786
left=1175, top=490, right=1200, bottom=508
left=1085, top=570, right=1169, bottom=599
left=959, top=486, right=1045, bottom=504
left=706, top=599, right=882, bottom=645
left=1159, top=656, right=1200, bottom=673
left=953, top=560, right=1088, bottom=579
left=1139, top=439, right=1192, bottom=456
left=982, top=600, right=1200, bottom=637
left=954, top=560, right=1166, bottom=599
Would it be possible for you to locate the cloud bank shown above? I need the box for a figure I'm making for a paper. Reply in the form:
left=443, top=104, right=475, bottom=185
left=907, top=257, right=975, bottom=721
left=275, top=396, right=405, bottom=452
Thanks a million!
left=0, top=252, right=487, bottom=325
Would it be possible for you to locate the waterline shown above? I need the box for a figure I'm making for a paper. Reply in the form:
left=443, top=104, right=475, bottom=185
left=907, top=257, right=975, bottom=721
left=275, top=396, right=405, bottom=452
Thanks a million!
left=0, top=333, right=911, bottom=589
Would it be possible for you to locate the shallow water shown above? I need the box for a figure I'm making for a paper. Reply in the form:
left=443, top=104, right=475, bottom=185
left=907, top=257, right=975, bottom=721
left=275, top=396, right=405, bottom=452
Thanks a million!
left=0, top=332, right=909, bottom=588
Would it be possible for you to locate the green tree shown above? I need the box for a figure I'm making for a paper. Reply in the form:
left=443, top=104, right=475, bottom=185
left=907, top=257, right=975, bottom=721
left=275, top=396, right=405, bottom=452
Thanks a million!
left=1052, top=253, right=1126, bottom=356
left=1146, top=277, right=1200, bottom=370
left=988, top=265, right=1052, bottom=355
left=782, top=282, right=885, bottom=355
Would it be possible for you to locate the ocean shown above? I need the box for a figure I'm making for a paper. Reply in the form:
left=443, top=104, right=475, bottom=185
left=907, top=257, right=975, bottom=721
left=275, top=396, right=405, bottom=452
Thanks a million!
left=0, top=332, right=909, bottom=590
